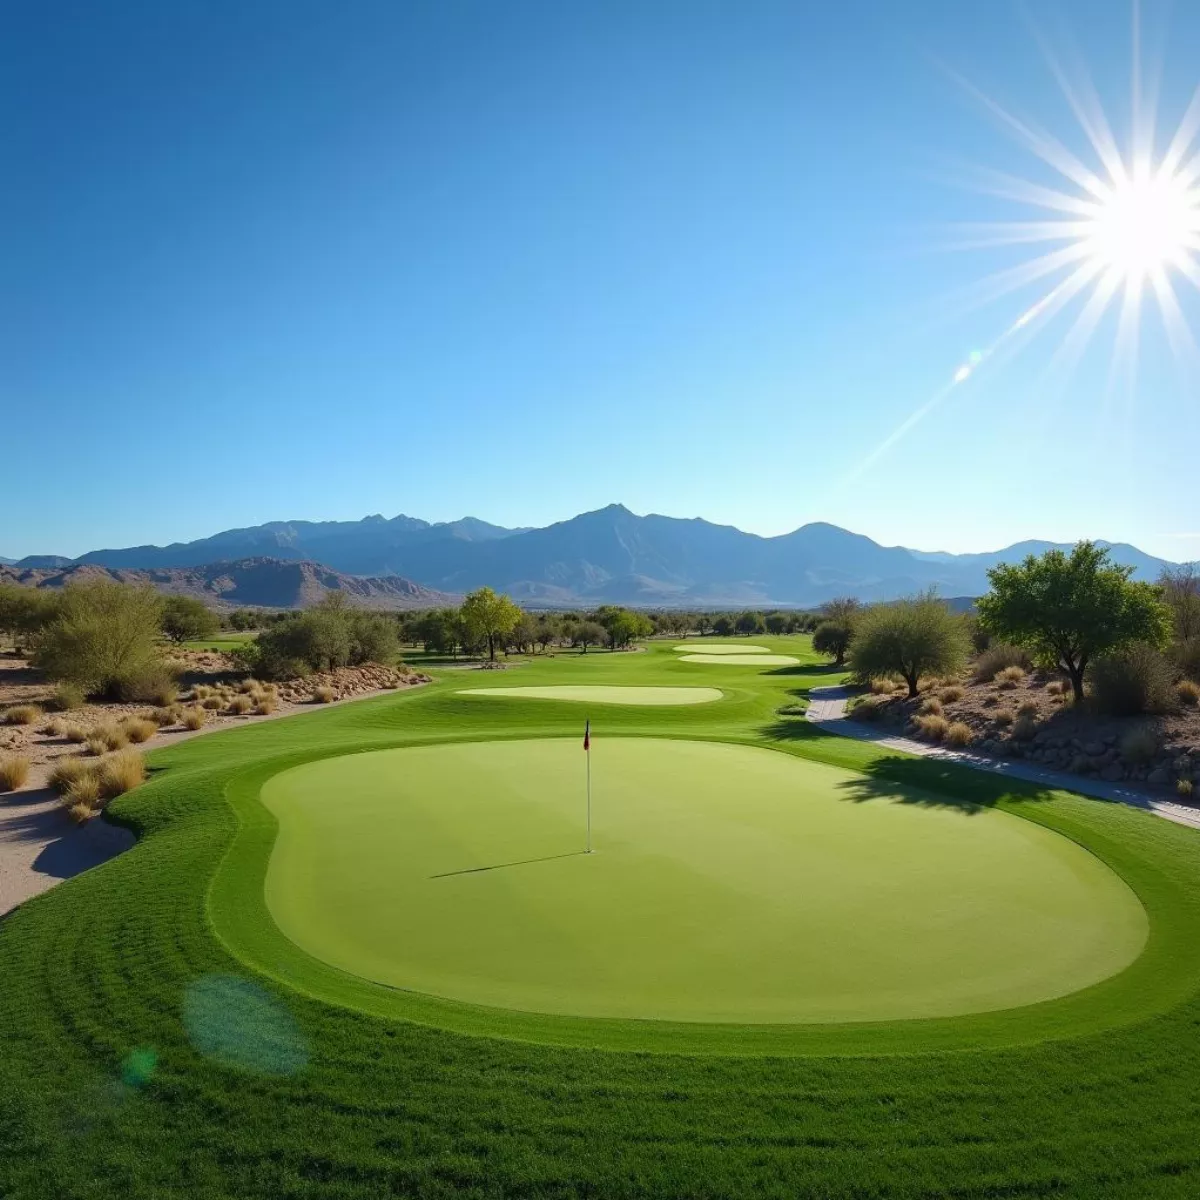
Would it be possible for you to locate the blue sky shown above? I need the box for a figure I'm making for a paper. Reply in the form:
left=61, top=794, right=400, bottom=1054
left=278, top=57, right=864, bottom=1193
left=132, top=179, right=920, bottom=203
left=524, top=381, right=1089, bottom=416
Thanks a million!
left=4, top=0, right=1198, bottom=562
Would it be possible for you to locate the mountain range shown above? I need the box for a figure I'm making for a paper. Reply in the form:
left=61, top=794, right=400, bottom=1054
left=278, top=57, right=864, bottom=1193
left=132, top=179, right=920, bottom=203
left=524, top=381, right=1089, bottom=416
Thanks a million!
left=5, top=505, right=1184, bottom=609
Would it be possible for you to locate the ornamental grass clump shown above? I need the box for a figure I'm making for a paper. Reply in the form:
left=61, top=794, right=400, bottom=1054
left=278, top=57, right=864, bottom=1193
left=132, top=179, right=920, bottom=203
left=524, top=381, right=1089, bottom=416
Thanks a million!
left=97, top=749, right=146, bottom=798
left=945, top=721, right=974, bottom=747
left=4, top=704, right=43, bottom=726
left=0, top=754, right=31, bottom=791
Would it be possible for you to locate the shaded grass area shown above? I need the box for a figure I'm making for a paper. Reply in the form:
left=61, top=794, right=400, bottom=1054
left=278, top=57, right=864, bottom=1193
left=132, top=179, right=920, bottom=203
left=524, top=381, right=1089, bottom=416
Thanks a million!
left=3, top=638, right=1200, bottom=1196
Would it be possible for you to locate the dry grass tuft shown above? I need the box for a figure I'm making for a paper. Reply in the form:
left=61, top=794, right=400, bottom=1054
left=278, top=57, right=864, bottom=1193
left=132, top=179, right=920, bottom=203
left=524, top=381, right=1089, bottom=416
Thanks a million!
left=51, top=683, right=86, bottom=712
left=918, top=696, right=944, bottom=716
left=254, top=695, right=278, bottom=716
left=915, top=714, right=950, bottom=742
left=1178, top=679, right=1200, bottom=707
left=238, top=678, right=261, bottom=693
left=67, top=801, right=96, bottom=823
left=1017, top=700, right=1040, bottom=717
left=193, top=685, right=212, bottom=700
left=48, top=757, right=92, bottom=794
left=312, top=685, right=336, bottom=704
left=1011, top=714, right=1038, bottom=741
left=1045, top=680, right=1067, bottom=697
left=65, top=771, right=102, bottom=808
left=0, top=754, right=31, bottom=791
left=939, top=685, right=965, bottom=703
left=995, top=666, right=1026, bottom=690
left=201, top=696, right=224, bottom=711
left=227, top=695, right=254, bottom=715
left=149, top=707, right=176, bottom=726
left=1179, top=778, right=1195, bottom=798
left=4, top=704, right=43, bottom=726
left=870, top=678, right=896, bottom=695
left=64, top=724, right=90, bottom=744
left=945, top=721, right=974, bottom=747
left=41, top=717, right=67, bottom=738
left=98, top=749, right=146, bottom=798
left=181, top=707, right=207, bottom=730
left=120, top=717, right=157, bottom=744
left=993, top=709, right=1015, bottom=727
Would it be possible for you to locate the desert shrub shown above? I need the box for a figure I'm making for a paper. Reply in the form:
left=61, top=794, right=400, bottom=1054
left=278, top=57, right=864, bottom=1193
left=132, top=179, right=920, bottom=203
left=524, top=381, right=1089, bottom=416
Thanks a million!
left=50, top=683, right=86, bottom=711
left=0, top=754, right=30, bottom=791
left=1017, top=700, right=1039, bottom=717
left=201, top=695, right=224, bottom=711
left=238, top=678, right=261, bottom=694
left=1119, top=726, right=1159, bottom=765
left=939, top=685, right=965, bottom=703
left=181, top=707, right=206, bottom=730
left=1089, top=643, right=1178, bottom=717
left=312, top=685, right=335, bottom=703
left=914, top=714, right=950, bottom=741
left=1011, top=714, right=1038, bottom=741
left=945, top=721, right=973, bottom=747
left=869, top=678, right=896, bottom=694
left=1174, top=637, right=1200, bottom=683
left=1179, top=779, right=1195, bottom=799
left=918, top=696, right=944, bottom=716
left=250, top=596, right=400, bottom=679
left=254, top=696, right=278, bottom=716
left=4, top=704, right=43, bottom=726
left=120, top=717, right=157, bottom=744
left=193, top=685, right=212, bottom=700
left=41, top=717, right=67, bottom=738
left=1177, top=679, right=1200, bottom=707
left=994, top=709, right=1015, bottom=727
left=97, top=749, right=145, bottom=798
left=973, top=644, right=1032, bottom=682
left=48, top=757, right=92, bottom=794
left=85, top=735, right=109, bottom=757
left=812, top=620, right=854, bottom=666
left=86, top=724, right=127, bottom=754
left=31, top=579, right=165, bottom=696
left=67, top=801, right=96, bottom=823
left=64, top=725, right=89, bottom=744
left=227, top=695, right=253, bottom=715
left=149, top=707, right=176, bottom=726
left=995, top=666, right=1026, bottom=689
left=113, top=661, right=179, bottom=706
left=160, top=594, right=219, bottom=644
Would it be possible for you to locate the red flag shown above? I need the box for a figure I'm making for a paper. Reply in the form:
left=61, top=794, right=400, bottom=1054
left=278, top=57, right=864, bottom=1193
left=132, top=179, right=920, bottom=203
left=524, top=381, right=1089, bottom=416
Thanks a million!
left=583, top=720, right=590, bottom=751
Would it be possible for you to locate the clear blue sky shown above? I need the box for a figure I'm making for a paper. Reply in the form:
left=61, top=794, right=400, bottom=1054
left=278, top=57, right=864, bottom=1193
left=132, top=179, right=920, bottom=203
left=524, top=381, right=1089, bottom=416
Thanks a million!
left=4, top=0, right=1197, bottom=561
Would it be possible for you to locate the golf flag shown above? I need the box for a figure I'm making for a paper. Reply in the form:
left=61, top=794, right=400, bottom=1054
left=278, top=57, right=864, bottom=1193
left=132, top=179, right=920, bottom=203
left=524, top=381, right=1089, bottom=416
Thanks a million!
left=583, top=720, right=590, bottom=751
left=583, top=720, right=592, bottom=853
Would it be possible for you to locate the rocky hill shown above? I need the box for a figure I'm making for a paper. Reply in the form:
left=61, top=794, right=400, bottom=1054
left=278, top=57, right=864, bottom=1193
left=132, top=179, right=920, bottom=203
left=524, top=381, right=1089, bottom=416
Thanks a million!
left=0, top=558, right=455, bottom=611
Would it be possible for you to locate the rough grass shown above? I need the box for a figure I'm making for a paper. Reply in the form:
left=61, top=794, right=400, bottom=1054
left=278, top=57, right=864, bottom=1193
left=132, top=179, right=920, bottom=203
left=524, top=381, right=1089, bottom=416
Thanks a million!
left=3, top=637, right=1200, bottom=1198
left=0, top=753, right=30, bottom=791
left=3, top=704, right=43, bottom=726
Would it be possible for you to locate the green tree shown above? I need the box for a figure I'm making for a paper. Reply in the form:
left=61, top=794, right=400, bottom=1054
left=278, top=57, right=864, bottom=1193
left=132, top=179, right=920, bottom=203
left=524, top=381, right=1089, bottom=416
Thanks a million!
left=978, top=542, right=1172, bottom=705
left=812, top=619, right=854, bottom=666
left=571, top=620, right=606, bottom=653
left=0, top=584, right=60, bottom=651
left=161, top=595, right=220, bottom=644
left=764, top=612, right=788, bottom=635
left=848, top=592, right=969, bottom=698
left=736, top=611, right=765, bottom=636
left=32, top=580, right=165, bottom=696
left=1159, top=564, right=1200, bottom=642
left=712, top=615, right=734, bottom=637
left=596, top=607, right=653, bottom=650
left=460, top=587, right=522, bottom=662
left=534, top=614, right=561, bottom=652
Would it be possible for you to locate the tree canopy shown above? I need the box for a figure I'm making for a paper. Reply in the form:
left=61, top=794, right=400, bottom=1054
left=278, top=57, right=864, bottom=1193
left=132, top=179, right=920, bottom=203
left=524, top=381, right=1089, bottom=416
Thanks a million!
left=848, top=593, right=968, bottom=697
left=977, top=542, right=1171, bottom=704
left=459, top=587, right=522, bottom=662
left=161, top=594, right=220, bottom=644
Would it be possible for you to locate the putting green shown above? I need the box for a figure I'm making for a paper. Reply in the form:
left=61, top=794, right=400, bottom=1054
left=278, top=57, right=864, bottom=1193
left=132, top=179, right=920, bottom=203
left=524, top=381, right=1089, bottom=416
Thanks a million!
left=458, top=686, right=722, bottom=705
left=679, top=653, right=799, bottom=666
left=261, top=739, right=1145, bottom=1024
left=673, top=644, right=770, bottom=654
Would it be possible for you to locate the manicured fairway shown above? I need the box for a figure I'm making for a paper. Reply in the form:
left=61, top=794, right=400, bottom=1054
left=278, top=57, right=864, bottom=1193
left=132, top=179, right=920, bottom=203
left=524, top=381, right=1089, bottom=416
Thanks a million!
left=679, top=652, right=799, bottom=665
left=457, top=685, right=723, bottom=705
left=672, top=643, right=770, bottom=653
left=261, top=738, right=1145, bottom=1023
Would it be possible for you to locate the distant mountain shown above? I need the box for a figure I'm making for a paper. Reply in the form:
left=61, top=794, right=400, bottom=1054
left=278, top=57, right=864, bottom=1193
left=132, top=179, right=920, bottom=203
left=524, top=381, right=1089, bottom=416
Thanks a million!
left=13, top=555, right=74, bottom=569
left=72, top=513, right=520, bottom=574
left=5, top=505, right=1184, bottom=608
left=0, top=558, right=455, bottom=611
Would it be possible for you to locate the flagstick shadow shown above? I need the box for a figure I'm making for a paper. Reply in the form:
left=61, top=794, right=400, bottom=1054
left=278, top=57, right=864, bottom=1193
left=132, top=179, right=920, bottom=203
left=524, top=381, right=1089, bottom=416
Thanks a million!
left=430, top=850, right=589, bottom=880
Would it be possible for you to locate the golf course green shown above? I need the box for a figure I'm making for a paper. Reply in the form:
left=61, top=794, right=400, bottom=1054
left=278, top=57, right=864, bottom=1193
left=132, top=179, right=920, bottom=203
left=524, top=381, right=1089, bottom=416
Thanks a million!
left=261, top=738, right=1145, bottom=1022
left=673, top=643, right=771, bottom=653
left=7, top=633, right=1200, bottom=1197
left=457, top=685, right=722, bottom=705
left=679, top=652, right=799, bottom=665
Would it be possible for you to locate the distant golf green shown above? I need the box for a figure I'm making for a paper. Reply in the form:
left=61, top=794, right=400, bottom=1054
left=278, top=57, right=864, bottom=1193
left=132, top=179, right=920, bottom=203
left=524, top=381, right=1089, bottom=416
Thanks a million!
left=672, top=643, right=770, bottom=654
left=459, top=686, right=723, bottom=705
left=679, top=652, right=799, bottom=666
left=261, top=738, right=1146, bottom=1024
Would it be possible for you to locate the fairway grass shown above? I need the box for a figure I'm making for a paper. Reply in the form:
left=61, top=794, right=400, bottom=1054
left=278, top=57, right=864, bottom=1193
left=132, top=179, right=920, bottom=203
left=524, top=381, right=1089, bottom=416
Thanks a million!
left=7, top=634, right=1200, bottom=1196
left=680, top=652, right=799, bottom=665
left=672, top=643, right=771, bottom=653
left=457, top=685, right=723, bottom=705
left=262, top=739, right=1146, bottom=1023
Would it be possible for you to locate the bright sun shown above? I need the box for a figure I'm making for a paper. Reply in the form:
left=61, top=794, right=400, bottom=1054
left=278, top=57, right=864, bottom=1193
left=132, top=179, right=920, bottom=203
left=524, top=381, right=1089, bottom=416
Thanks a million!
left=1084, top=168, right=1200, bottom=282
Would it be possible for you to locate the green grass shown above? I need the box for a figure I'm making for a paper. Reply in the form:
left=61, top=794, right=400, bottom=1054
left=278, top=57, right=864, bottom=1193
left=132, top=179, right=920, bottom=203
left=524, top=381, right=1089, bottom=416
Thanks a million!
left=4, top=635, right=1200, bottom=1196
left=180, top=632, right=258, bottom=652
left=261, top=738, right=1144, bottom=1025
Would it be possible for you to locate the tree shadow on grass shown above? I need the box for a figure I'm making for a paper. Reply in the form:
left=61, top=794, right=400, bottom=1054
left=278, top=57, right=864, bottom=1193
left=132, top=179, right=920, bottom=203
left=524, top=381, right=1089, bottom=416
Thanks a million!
left=834, top=755, right=1058, bottom=815
left=763, top=663, right=844, bottom=677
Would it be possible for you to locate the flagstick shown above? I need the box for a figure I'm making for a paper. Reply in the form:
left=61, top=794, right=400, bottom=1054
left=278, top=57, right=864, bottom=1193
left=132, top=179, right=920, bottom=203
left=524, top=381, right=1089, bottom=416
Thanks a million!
left=586, top=731, right=592, bottom=854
